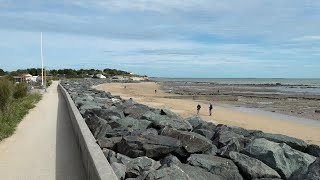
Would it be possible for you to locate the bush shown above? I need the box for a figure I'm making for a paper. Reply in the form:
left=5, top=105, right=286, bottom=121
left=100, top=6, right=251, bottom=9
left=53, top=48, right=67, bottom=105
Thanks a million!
left=13, top=82, right=28, bottom=99
left=0, top=79, right=13, bottom=111
left=46, top=79, right=52, bottom=87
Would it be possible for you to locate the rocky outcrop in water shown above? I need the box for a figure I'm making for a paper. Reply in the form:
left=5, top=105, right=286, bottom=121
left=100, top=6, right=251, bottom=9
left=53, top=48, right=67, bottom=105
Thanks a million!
left=60, top=80, right=320, bottom=180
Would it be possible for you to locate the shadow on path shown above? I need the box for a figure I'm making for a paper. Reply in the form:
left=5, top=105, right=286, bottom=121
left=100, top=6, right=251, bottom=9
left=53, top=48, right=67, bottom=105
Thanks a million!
left=56, top=87, right=86, bottom=180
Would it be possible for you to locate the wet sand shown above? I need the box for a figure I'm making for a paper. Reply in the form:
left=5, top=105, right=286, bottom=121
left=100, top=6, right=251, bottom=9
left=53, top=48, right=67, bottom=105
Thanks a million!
left=96, top=82, right=320, bottom=145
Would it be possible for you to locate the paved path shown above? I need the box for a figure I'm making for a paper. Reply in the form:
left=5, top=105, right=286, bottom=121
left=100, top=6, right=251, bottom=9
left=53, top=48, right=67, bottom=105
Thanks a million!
left=0, top=81, right=86, bottom=180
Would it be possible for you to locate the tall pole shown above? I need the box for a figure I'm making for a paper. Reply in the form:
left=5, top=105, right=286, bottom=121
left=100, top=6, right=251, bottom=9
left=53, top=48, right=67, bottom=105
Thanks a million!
left=41, top=32, right=44, bottom=87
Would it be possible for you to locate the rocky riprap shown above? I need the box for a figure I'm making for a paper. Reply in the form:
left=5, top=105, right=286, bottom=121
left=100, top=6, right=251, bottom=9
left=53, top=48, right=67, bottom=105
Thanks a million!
left=61, top=80, right=320, bottom=180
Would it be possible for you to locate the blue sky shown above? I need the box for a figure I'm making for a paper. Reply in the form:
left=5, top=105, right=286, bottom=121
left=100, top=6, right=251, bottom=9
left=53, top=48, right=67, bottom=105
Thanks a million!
left=0, top=0, right=320, bottom=78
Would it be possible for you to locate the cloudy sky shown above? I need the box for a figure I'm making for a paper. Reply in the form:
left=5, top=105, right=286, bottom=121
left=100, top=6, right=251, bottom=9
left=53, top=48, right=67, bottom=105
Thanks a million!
left=0, top=0, right=320, bottom=78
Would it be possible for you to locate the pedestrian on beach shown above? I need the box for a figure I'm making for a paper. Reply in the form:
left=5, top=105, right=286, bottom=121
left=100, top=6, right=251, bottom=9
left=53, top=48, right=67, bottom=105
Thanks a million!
left=209, top=103, right=213, bottom=116
left=155, top=89, right=157, bottom=94
left=197, top=104, right=201, bottom=116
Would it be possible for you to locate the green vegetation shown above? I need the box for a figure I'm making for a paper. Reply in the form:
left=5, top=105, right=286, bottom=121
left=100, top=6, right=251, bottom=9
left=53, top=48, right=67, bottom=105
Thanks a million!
left=0, top=78, right=42, bottom=141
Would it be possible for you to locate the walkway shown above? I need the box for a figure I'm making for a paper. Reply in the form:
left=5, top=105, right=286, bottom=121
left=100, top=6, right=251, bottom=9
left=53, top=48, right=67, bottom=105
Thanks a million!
left=0, top=81, right=86, bottom=180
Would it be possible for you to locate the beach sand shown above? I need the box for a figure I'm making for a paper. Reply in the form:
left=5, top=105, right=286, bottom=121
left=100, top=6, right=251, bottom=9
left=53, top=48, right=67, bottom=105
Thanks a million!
left=96, top=82, right=320, bottom=145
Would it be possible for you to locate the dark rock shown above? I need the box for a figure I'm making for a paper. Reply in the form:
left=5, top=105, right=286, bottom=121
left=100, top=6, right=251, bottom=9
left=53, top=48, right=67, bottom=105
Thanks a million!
left=161, top=127, right=212, bottom=153
left=105, top=128, right=131, bottom=138
left=160, top=154, right=181, bottom=166
left=102, top=148, right=117, bottom=164
left=185, top=116, right=207, bottom=129
left=125, top=156, right=161, bottom=178
left=116, top=153, right=132, bottom=165
left=203, top=144, right=218, bottom=155
left=108, top=117, right=151, bottom=130
left=177, top=163, right=222, bottom=180
left=218, top=138, right=241, bottom=157
left=145, top=164, right=190, bottom=180
left=124, top=104, right=150, bottom=119
left=229, top=151, right=281, bottom=179
left=194, top=128, right=215, bottom=140
left=215, top=124, right=262, bottom=138
left=243, top=138, right=316, bottom=179
left=213, top=129, right=244, bottom=148
left=116, top=135, right=181, bottom=158
left=142, top=111, right=192, bottom=131
left=111, top=162, right=126, bottom=180
left=256, top=132, right=308, bottom=152
left=306, top=144, right=320, bottom=157
left=289, top=157, right=320, bottom=180
left=187, top=154, right=243, bottom=180
left=97, top=137, right=122, bottom=149
left=91, top=108, right=125, bottom=119
left=315, top=109, right=320, bottom=113
left=158, top=109, right=183, bottom=120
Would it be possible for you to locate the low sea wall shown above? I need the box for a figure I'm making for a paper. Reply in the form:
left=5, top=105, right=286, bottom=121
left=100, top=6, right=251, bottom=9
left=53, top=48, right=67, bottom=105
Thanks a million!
left=58, top=83, right=117, bottom=180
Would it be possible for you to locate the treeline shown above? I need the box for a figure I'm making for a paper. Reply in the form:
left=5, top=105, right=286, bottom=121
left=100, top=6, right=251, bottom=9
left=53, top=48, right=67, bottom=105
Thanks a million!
left=0, top=68, right=146, bottom=78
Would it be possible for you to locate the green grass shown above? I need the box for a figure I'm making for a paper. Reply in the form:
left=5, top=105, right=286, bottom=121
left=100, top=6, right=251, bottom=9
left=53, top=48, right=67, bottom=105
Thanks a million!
left=0, top=93, right=42, bottom=141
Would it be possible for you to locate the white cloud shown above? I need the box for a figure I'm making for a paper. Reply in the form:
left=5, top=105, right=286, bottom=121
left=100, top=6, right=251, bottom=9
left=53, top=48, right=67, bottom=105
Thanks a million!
left=292, top=35, right=320, bottom=42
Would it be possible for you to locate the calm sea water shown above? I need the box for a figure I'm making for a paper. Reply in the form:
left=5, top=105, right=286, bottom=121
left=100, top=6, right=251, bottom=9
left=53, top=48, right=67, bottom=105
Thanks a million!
left=151, top=78, right=320, bottom=95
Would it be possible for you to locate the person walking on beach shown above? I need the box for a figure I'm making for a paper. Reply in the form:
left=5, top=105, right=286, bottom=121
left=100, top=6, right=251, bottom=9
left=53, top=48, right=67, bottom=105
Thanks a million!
left=197, top=104, right=201, bottom=116
left=209, top=103, right=213, bottom=116
left=155, top=89, right=157, bottom=94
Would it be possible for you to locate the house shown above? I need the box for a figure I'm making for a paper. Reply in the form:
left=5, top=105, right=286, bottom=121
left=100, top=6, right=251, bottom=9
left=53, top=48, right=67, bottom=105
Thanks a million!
left=96, top=74, right=106, bottom=79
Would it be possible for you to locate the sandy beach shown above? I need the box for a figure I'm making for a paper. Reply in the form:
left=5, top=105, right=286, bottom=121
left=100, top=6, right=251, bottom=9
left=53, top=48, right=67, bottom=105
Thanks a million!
left=96, top=82, right=320, bottom=145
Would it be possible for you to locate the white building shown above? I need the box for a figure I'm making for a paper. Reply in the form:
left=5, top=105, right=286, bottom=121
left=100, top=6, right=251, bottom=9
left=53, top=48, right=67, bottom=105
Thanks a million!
left=96, top=74, right=106, bottom=79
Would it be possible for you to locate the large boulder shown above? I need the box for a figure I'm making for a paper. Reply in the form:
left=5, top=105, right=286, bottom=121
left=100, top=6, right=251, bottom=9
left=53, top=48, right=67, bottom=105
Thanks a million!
left=116, top=135, right=181, bottom=158
left=110, top=162, right=126, bottom=180
left=213, top=128, right=244, bottom=148
left=306, top=144, right=320, bottom=157
left=142, top=111, right=192, bottom=131
left=107, top=117, right=151, bottom=130
left=229, top=151, right=281, bottom=179
left=187, top=154, right=243, bottom=180
left=289, top=158, right=320, bottom=180
left=97, top=137, right=122, bottom=150
left=160, top=154, right=181, bottom=166
left=90, top=108, right=125, bottom=119
left=256, top=132, right=308, bottom=152
left=193, top=128, right=215, bottom=140
left=125, top=156, right=161, bottom=178
left=218, top=138, right=241, bottom=157
left=124, top=104, right=150, bottom=119
left=243, top=138, right=316, bottom=179
left=161, top=127, right=212, bottom=153
left=145, top=164, right=190, bottom=180
left=185, top=116, right=207, bottom=129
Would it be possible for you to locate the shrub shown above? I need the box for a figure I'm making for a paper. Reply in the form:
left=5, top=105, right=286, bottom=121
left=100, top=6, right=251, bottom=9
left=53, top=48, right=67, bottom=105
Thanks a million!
left=46, top=79, right=52, bottom=87
left=0, top=79, right=13, bottom=111
left=13, top=82, right=28, bottom=99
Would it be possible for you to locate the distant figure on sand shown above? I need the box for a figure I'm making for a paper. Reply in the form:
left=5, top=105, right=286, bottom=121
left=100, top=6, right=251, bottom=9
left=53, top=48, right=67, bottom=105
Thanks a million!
left=124, top=86, right=126, bottom=89
left=155, top=89, right=157, bottom=94
left=209, top=103, right=213, bottom=116
left=197, top=104, right=201, bottom=115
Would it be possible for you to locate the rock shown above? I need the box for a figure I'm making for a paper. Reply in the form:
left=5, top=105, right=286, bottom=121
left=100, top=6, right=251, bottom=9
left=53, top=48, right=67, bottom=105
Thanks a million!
left=79, top=103, right=102, bottom=115
left=203, top=144, right=218, bottom=155
left=213, top=129, right=244, bottom=148
left=229, top=151, right=281, bottom=179
left=289, top=157, right=320, bottom=180
left=187, top=154, right=243, bottom=180
left=160, top=154, right=181, bottom=166
left=218, top=138, right=241, bottom=157
left=243, top=138, right=316, bottom=179
left=193, top=128, right=215, bottom=140
left=256, top=132, right=308, bottom=152
left=306, top=144, right=320, bottom=157
left=116, top=135, right=181, bottom=158
left=102, top=148, right=117, bottom=164
left=215, top=124, right=262, bottom=138
left=142, top=111, right=192, bottom=131
left=91, top=108, right=125, bottom=119
left=111, top=162, right=126, bottom=180
left=145, top=164, right=190, bottom=180
left=315, top=109, right=320, bottom=113
left=116, top=153, right=132, bottom=165
left=161, top=127, right=212, bottom=153
left=158, top=109, right=183, bottom=120
left=105, top=128, right=131, bottom=138
left=108, top=117, right=151, bottom=130
left=177, top=163, right=222, bottom=180
left=125, top=156, right=161, bottom=178
left=185, top=116, right=207, bottom=129
left=124, top=104, right=150, bottom=119
left=97, top=137, right=122, bottom=149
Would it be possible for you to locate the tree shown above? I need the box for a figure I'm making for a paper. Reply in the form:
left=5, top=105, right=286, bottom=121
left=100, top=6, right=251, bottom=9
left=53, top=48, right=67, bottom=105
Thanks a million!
left=0, top=69, right=6, bottom=76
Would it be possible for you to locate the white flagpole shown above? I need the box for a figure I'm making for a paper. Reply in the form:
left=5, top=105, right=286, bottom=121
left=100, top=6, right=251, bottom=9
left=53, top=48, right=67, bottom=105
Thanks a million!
left=41, top=32, right=44, bottom=87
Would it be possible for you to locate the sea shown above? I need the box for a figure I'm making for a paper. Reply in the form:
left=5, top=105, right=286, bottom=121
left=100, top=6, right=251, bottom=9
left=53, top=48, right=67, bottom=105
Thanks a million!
left=150, top=78, right=320, bottom=95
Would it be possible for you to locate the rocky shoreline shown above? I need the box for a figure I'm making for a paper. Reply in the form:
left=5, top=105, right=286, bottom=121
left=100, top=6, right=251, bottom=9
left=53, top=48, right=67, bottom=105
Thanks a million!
left=61, top=79, right=320, bottom=180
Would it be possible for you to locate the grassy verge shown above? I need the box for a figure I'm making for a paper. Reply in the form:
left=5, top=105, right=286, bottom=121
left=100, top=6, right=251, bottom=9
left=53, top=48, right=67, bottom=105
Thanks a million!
left=0, top=93, right=42, bottom=141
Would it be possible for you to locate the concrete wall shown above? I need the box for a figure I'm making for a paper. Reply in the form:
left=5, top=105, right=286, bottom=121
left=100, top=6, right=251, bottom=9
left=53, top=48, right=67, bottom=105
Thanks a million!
left=58, top=83, right=118, bottom=180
